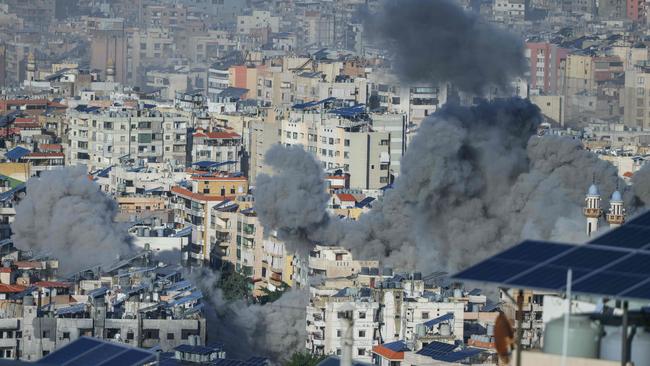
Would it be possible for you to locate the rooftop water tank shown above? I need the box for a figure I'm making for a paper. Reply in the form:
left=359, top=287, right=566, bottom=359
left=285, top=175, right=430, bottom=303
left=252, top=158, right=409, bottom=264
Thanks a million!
left=543, top=314, right=599, bottom=359
left=601, top=326, right=650, bottom=366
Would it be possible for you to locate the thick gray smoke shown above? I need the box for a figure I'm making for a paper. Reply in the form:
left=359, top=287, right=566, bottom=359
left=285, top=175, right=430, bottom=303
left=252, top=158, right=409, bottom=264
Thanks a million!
left=256, top=99, right=637, bottom=273
left=255, top=144, right=331, bottom=253
left=12, top=166, right=134, bottom=274
left=191, top=269, right=307, bottom=364
left=364, top=0, right=526, bottom=94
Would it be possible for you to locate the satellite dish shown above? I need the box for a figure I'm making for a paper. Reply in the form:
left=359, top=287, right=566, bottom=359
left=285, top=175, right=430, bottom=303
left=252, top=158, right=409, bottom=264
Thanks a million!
left=494, top=311, right=514, bottom=363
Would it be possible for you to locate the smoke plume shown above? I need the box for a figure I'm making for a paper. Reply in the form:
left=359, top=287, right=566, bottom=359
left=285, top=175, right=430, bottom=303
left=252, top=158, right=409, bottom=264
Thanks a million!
left=364, top=0, right=526, bottom=94
left=191, top=269, right=307, bottom=364
left=255, top=99, right=639, bottom=273
left=12, top=166, right=134, bottom=274
left=255, top=144, right=331, bottom=253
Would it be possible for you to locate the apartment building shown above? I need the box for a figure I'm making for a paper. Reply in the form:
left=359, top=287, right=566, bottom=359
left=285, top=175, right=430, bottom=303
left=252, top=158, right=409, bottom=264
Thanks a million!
left=525, top=42, right=568, bottom=95
left=280, top=109, right=391, bottom=189
left=191, top=130, right=243, bottom=173
left=307, top=286, right=380, bottom=363
left=623, top=66, right=650, bottom=129
left=173, top=173, right=247, bottom=265
left=67, top=106, right=192, bottom=170
left=210, top=197, right=292, bottom=296
left=308, top=245, right=379, bottom=279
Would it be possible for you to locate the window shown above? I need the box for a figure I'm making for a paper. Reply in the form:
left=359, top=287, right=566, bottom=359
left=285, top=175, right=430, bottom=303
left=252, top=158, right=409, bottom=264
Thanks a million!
left=62, top=332, right=70, bottom=339
left=143, top=329, right=159, bottom=340
left=167, top=333, right=174, bottom=340
left=358, top=330, right=366, bottom=337
left=422, top=312, right=430, bottom=319
left=358, top=312, right=366, bottom=319
left=357, top=348, right=366, bottom=356
left=336, top=329, right=342, bottom=337
left=344, top=139, right=350, bottom=146
left=42, top=331, right=50, bottom=338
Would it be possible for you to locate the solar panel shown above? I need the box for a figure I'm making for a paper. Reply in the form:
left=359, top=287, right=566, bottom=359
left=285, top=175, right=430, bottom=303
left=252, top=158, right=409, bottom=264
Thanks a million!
left=65, top=343, right=124, bottom=366
left=416, top=341, right=457, bottom=357
left=382, top=340, right=409, bottom=352
left=505, top=266, right=589, bottom=291
left=40, top=337, right=156, bottom=366
left=623, top=210, right=650, bottom=228
left=548, top=246, right=628, bottom=270
left=589, top=225, right=650, bottom=249
left=453, top=225, right=650, bottom=301
left=493, top=240, right=572, bottom=262
left=435, top=348, right=484, bottom=363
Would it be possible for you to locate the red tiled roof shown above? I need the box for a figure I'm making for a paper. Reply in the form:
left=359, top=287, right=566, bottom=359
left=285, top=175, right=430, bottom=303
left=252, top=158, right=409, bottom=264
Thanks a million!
left=0, top=268, right=12, bottom=273
left=24, top=152, right=65, bottom=158
left=14, top=261, right=43, bottom=269
left=193, top=131, right=241, bottom=139
left=0, top=284, right=26, bottom=293
left=39, top=144, right=63, bottom=152
left=372, top=345, right=405, bottom=360
left=171, top=186, right=234, bottom=202
left=336, top=193, right=356, bottom=202
left=34, top=281, right=72, bottom=288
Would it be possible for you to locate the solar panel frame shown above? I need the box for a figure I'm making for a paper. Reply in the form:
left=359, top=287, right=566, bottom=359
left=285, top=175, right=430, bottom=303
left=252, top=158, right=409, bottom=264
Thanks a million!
left=452, top=217, right=650, bottom=301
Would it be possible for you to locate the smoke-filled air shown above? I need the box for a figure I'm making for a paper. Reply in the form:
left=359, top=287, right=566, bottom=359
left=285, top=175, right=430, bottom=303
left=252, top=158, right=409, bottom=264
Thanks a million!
left=191, top=269, right=307, bottom=363
left=253, top=0, right=643, bottom=275
left=12, top=166, right=134, bottom=274
left=364, top=0, right=526, bottom=94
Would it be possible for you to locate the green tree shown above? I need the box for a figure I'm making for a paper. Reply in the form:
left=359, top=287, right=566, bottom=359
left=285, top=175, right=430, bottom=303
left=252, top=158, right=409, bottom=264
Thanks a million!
left=286, top=351, right=324, bottom=366
left=217, top=266, right=251, bottom=301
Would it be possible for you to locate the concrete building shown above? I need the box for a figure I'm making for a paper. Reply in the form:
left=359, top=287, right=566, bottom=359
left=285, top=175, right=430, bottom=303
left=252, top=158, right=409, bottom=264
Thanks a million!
left=280, top=109, right=392, bottom=189
left=67, top=106, right=192, bottom=170
left=210, top=197, right=293, bottom=296
left=526, top=42, right=568, bottom=95
left=88, top=17, right=127, bottom=84
left=191, top=130, right=243, bottom=173
left=624, top=67, right=650, bottom=129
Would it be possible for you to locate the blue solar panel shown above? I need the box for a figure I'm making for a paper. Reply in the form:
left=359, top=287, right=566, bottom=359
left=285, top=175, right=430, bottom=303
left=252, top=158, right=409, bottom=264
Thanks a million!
left=506, top=266, right=589, bottom=291
left=40, top=337, right=155, bottom=366
left=100, top=349, right=156, bottom=366
left=5, top=146, right=31, bottom=161
left=572, top=272, right=648, bottom=296
left=66, top=343, right=125, bottom=366
left=548, top=247, right=628, bottom=270
left=40, top=337, right=102, bottom=364
left=423, top=313, right=454, bottom=328
left=434, top=348, right=484, bottom=363
left=416, top=341, right=457, bottom=357
left=619, top=279, right=650, bottom=299
left=623, top=210, right=650, bottom=228
left=607, top=254, right=650, bottom=275
left=493, top=240, right=572, bottom=262
left=589, top=225, right=650, bottom=249
left=453, top=259, right=532, bottom=282
left=382, top=340, right=409, bottom=352
left=453, top=209, right=650, bottom=301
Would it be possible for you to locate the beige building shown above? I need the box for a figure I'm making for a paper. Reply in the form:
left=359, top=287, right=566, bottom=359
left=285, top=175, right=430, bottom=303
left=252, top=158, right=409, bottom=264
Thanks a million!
left=564, top=54, right=595, bottom=96
left=624, top=68, right=650, bottom=129
left=531, top=95, right=566, bottom=125
left=280, top=110, right=391, bottom=189
left=67, top=107, right=191, bottom=170
left=210, top=197, right=293, bottom=296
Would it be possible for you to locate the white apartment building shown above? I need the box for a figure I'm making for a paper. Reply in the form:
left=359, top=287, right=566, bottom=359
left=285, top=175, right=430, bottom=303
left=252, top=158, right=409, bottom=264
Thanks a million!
left=280, top=110, right=391, bottom=189
left=307, top=287, right=380, bottom=363
left=308, top=245, right=379, bottom=279
left=207, top=64, right=231, bottom=102
left=236, top=10, right=280, bottom=35
left=191, top=130, right=242, bottom=173
left=67, top=107, right=192, bottom=170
